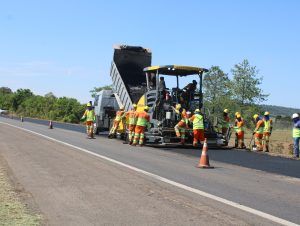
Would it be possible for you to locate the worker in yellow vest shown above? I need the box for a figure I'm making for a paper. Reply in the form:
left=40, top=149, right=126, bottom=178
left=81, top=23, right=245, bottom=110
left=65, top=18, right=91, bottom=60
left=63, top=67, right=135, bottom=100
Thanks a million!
left=253, top=114, right=265, bottom=151
left=262, top=111, right=273, bottom=152
left=81, top=102, right=96, bottom=139
left=174, top=111, right=191, bottom=145
left=108, top=106, right=126, bottom=138
left=132, top=106, right=151, bottom=146
left=126, top=104, right=138, bottom=144
left=189, top=109, right=204, bottom=147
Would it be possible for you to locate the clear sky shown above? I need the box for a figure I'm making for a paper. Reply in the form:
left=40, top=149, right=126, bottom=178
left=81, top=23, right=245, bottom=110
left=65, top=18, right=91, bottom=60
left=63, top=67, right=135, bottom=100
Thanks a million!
left=1, top=0, right=299, bottom=108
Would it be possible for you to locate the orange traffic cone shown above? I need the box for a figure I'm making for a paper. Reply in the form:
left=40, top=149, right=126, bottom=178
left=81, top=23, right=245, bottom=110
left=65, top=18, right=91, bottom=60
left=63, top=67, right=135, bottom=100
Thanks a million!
left=197, top=138, right=214, bottom=169
left=49, top=120, right=53, bottom=129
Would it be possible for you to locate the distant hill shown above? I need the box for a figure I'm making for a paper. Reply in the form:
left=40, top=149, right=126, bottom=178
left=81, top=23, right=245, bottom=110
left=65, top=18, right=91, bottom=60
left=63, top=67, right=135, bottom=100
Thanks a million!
left=260, top=104, right=300, bottom=117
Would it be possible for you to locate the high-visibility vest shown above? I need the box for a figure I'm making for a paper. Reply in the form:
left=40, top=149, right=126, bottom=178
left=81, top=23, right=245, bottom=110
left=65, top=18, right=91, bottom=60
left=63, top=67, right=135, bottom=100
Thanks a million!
left=86, top=110, right=95, bottom=122
left=115, top=110, right=125, bottom=122
left=235, top=120, right=244, bottom=133
left=136, top=111, right=150, bottom=127
left=128, top=110, right=137, bottom=125
left=254, top=119, right=264, bottom=134
left=293, top=128, right=300, bottom=138
left=176, top=117, right=188, bottom=128
left=222, top=116, right=230, bottom=129
left=192, top=114, right=204, bottom=130
left=263, top=119, right=272, bottom=133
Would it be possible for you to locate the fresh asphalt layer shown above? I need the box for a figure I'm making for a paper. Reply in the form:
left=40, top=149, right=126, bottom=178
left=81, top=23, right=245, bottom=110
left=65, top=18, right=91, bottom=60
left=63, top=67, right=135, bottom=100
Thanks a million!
left=1, top=116, right=300, bottom=225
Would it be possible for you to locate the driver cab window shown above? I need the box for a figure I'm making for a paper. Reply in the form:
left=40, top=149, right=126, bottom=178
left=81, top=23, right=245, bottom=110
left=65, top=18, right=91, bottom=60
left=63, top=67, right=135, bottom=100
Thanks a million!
left=147, top=72, right=156, bottom=90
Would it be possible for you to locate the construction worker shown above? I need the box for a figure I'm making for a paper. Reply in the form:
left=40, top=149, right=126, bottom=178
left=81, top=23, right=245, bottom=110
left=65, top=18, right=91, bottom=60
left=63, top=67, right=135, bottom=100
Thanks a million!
left=108, top=106, right=125, bottom=138
left=221, top=109, right=230, bottom=136
left=234, top=111, right=240, bottom=148
left=174, top=111, right=191, bottom=145
left=132, top=106, right=151, bottom=146
left=292, top=113, right=300, bottom=158
left=262, top=111, right=273, bottom=152
left=126, top=104, right=138, bottom=144
left=253, top=114, right=265, bottom=151
left=81, top=102, right=96, bottom=139
left=189, top=109, right=205, bottom=147
left=172, top=103, right=186, bottom=119
left=235, top=113, right=245, bottom=149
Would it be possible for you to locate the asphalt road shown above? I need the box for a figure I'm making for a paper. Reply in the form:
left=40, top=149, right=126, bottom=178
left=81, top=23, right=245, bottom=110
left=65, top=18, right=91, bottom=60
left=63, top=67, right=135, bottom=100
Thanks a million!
left=0, top=116, right=299, bottom=225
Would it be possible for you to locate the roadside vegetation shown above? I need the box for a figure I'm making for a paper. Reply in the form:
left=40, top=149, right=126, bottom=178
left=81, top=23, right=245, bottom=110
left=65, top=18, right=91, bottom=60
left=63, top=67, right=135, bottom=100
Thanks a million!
left=0, top=164, right=41, bottom=226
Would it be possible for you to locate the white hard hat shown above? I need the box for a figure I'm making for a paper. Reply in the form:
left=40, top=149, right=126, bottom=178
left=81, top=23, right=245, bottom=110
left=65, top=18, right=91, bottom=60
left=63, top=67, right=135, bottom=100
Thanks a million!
left=292, top=113, right=299, bottom=119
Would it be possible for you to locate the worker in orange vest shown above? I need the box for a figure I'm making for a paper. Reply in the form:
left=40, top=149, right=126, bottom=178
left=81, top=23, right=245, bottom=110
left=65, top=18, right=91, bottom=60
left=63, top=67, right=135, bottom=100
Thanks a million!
left=253, top=114, right=265, bottom=151
left=108, top=106, right=125, bottom=138
left=126, top=104, right=138, bottom=144
left=132, top=106, right=150, bottom=146
left=81, top=102, right=96, bottom=139
left=189, top=109, right=205, bottom=147
left=234, top=113, right=246, bottom=149
left=174, top=111, right=191, bottom=145
left=262, top=111, right=273, bottom=152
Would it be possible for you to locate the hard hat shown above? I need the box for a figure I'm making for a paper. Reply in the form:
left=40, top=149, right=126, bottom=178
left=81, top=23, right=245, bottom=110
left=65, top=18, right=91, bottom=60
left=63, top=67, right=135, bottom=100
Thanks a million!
left=194, top=109, right=200, bottom=113
left=144, top=106, right=149, bottom=111
left=236, top=114, right=241, bottom=118
left=132, top=104, right=137, bottom=108
left=292, top=113, right=299, bottom=119
left=87, top=103, right=91, bottom=107
left=186, top=111, right=192, bottom=115
left=224, top=109, right=229, bottom=113
left=235, top=111, right=240, bottom=116
left=253, top=114, right=259, bottom=120
left=264, top=111, right=270, bottom=116
left=120, top=105, right=124, bottom=110
left=175, top=103, right=181, bottom=110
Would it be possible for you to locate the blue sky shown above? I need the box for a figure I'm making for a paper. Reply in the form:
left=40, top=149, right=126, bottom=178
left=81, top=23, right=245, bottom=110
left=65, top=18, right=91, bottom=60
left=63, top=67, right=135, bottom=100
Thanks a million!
left=1, top=0, right=299, bottom=108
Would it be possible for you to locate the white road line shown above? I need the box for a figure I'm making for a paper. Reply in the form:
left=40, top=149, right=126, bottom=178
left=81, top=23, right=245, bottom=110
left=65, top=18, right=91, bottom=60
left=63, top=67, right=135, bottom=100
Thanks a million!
left=1, top=121, right=298, bottom=226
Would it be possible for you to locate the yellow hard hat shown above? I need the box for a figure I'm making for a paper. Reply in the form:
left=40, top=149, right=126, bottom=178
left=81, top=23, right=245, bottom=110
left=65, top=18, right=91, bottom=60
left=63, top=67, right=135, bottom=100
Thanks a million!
left=236, top=114, right=241, bottom=118
left=224, top=109, right=229, bottom=113
left=87, top=103, right=91, bottom=107
left=264, top=111, right=270, bottom=116
left=132, top=104, right=137, bottom=108
left=194, top=109, right=200, bottom=113
left=175, top=103, right=181, bottom=110
left=253, top=114, right=259, bottom=120
left=144, top=106, right=149, bottom=111
left=235, top=111, right=240, bottom=116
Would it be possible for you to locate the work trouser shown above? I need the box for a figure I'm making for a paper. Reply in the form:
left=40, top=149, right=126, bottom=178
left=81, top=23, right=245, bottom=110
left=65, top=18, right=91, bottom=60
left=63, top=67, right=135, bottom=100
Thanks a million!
left=127, top=124, right=136, bottom=143
left=109, top=120, right=120, bottom=135
left=174, top=125, right=186, bottom=144
left=86, top=121, right=94, bottom=138
left=193, top=129, right=204, bottom=146
left=237, top=131, right=245, bottom=148
left=133, top=125, right=146, bottom=145
left=255, top=133, right=263, bottom=151
left=263, top=132, right=271, bottom=152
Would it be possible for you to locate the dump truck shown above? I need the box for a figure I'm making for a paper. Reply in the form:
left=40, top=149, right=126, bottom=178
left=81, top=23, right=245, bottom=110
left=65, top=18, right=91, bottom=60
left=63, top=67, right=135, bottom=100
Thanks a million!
left=94, top=44, right=231, bottom=146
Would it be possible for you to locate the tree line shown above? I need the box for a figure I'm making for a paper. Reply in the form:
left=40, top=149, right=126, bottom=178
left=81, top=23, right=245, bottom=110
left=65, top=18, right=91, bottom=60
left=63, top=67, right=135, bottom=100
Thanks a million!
left=0, top=88, right=85, bottom=123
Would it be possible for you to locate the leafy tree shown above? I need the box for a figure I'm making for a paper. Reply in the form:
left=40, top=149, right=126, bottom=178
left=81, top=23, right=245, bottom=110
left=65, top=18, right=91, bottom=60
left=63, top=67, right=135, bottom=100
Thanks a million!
left=11, top=89, right=33, bottom=112
left=90, top=85, right=112, bottom=98
left=203, top=66, right=231, bottom=114
left=0, top=87, right=12, bottom=95
left=231, top=59, right=268, bottom=106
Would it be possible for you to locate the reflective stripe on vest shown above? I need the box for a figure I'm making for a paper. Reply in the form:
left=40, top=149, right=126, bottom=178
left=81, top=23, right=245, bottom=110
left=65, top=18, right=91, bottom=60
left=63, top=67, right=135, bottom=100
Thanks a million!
left=193, top=114, right=204, bottom=130
left=293, top=128, right=300, bottom=138
left=255, top=120, right=264, bottom=134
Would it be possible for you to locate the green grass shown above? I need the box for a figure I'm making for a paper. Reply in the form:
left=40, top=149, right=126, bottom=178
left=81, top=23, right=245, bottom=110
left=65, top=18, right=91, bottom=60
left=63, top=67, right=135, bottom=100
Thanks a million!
left=0, top=167, right=41, bottom=226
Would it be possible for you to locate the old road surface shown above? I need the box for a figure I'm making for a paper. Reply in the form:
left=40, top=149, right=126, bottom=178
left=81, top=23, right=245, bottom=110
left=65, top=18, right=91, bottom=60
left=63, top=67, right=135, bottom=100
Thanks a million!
left=0, top=117, right=299, bottom=226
